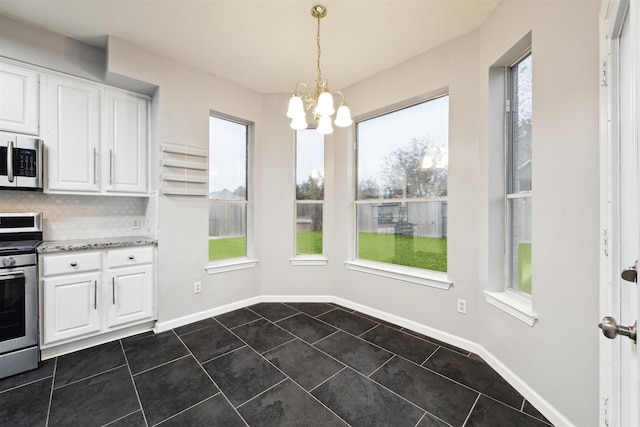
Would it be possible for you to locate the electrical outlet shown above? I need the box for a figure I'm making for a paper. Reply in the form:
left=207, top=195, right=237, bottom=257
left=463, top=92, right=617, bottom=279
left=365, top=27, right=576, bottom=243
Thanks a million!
left=457, top=299, right=467, bottom=314
left=131, top=218, right=141, bottom=230
left=194, top=281, right=202, bottom=294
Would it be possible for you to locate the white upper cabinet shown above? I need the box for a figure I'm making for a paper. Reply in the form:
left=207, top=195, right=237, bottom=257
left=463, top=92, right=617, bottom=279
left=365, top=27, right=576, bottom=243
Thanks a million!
left=104, top=91, right=148, bottom=194
left=0, top=61, right=39, bottom=135
left=42, top=75, right=101, bottom=193
left=41, top=73, right=149, bottom=195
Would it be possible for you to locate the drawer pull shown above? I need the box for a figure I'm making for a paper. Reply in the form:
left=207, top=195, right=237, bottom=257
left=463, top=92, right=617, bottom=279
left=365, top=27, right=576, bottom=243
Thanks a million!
left=128, top=255, right=135, bottom=260
left=70, top=262, right=78, bottom=267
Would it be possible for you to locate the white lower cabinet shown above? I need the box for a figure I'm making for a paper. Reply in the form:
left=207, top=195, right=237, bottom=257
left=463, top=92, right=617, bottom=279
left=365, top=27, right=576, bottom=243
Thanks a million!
left=106, top=264, right=154, bottom=329
left=40, top=246, right=155, bottom=348
left=42, top=271, right=101, bottom=344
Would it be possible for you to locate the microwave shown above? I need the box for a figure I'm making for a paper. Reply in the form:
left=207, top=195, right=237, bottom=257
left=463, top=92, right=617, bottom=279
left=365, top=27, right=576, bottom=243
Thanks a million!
left=0, top=132, right=43, bottom=191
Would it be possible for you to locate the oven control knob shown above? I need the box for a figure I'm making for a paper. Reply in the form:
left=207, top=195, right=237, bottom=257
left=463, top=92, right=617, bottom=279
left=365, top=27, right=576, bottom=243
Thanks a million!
left=3, top=257, right=16, bottom=267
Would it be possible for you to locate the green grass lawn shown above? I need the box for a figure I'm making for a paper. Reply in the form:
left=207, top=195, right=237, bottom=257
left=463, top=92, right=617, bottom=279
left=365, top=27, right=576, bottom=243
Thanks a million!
left=297, top=231, right=323, bottom=255
left=518, top=242, right=532, bottom=294
left=358, top=232, right=447, bottom=272
left=209, top=237, right=246, bottom=261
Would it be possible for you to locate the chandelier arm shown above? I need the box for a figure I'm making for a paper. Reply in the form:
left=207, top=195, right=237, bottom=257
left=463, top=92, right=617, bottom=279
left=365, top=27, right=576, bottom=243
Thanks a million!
left=333, top=90, right=347, bottom=105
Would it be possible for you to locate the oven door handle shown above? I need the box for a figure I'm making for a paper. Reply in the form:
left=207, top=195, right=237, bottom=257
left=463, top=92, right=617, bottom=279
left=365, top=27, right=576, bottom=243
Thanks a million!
left=7, top=140, right=14, bottom=182
left=0, top=270, right=25, bottom=281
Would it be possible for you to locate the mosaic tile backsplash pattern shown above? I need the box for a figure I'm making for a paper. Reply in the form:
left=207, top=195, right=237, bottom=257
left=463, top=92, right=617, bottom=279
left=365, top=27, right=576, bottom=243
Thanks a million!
left=0, top=191, right=151, bottom=241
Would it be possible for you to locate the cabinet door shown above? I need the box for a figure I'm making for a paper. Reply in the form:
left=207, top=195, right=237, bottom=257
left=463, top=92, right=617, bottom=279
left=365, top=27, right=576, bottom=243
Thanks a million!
left=42, top=75, right=101, bottom=192
left=104, top=91, right=148, bottom=194
left=106, top=264, right=154, bottom=329
left=0, top=61, right=39, bottom=134
left=42, top=272, right=101, bottom=345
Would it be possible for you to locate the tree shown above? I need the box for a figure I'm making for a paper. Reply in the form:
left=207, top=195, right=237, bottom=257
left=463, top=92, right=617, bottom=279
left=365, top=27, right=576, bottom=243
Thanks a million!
left=380, top=136, right=447, bottom=198
left=296, top=172, right=324, bottom=200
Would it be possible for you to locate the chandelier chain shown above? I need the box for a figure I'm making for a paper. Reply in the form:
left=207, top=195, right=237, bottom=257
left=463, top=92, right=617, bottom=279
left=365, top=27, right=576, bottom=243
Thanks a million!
left=316, top=13, right=322, bottom=81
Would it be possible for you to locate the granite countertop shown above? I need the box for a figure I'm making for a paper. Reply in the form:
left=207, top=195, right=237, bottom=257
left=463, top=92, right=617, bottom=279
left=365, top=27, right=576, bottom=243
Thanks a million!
left=37, top=236, right=158, bottom=253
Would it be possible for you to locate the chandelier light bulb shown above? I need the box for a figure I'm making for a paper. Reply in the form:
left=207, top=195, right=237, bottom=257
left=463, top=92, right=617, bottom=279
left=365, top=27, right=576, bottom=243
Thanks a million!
left=290, top=115, right=309, bottom=130
left=315, top=91, right=335, bottom=116
left=334, top=104, right=353, bottom=127
left=317, top=115, right=334, bottom=134
left=286, top=95, right=305, bottom=118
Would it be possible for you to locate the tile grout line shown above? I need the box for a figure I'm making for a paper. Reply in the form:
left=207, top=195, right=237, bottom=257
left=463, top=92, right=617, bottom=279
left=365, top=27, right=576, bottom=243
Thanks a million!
left=130, top=353, right=191, bottom=377
left=173, top=330, right=251, bottom=427
left=102, top=409, right=144, bottom=427
left=52, top=363, right=128, bottom=390
left=0, top=373, right=54, bottom=394
left=215, top=308, right=354, bottom=426
left=119, top=339, right=150, bottom=427
left=461, top=393, right=481, bottom=427
left=151, top=394, right=219, bottom=426
left=44, top=357, right=58, bottom=427
left=420, top=344, right=441, bottom=365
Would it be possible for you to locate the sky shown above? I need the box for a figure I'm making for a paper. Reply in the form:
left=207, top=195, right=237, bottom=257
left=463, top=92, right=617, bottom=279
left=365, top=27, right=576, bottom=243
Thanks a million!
left=209, top=95, right=449, bottom=194
left=357, top=95, right=449, bottom=183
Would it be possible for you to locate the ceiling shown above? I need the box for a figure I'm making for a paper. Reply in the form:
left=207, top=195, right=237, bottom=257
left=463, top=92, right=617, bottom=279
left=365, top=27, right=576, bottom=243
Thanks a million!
left=0, top=0, right=501, bottom=94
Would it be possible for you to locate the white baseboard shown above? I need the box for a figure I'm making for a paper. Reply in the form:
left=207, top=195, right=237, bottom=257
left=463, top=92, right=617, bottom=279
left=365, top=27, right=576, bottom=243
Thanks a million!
left=154, top=296, right=261, bottom=333
left=477, top=346, right=574, bottom=427
left=331, top=296, right=479, bottom=355
left=154, top=294, right=569, bottom=426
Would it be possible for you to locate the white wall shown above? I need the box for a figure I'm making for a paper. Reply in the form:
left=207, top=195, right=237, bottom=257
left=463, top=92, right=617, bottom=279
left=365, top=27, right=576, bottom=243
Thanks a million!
left=477, top=2, right=601, bottom=426
left=105, top=37, right=265, bottom=324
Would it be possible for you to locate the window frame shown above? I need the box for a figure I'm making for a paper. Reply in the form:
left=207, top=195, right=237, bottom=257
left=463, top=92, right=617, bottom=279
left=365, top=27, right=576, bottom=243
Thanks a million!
left=291, top=128, right=328, bottom=266
left=344, top=91, right=452, bottom=289
left=206, top=111, right=257, bottom=274
left=504, top=51, right=533, bottom=298
left=483, top=37, right=537, bottom=326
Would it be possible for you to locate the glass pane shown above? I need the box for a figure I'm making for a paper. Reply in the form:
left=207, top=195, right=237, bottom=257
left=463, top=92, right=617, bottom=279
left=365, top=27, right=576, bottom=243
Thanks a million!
left=209, top=116, right=247, bottom=200
left=357, top=96, right=448, bottom=200
left=357, top=201, right=447, bottom=272
left=209, top=202, right=246, bottom=261
left=296, top=130, right=324, bottom=201
left=508, top=54, right=532, bottom=193
left=296, top=203, right=323, bottom=255
left=508, top=197, right=532, bottom=294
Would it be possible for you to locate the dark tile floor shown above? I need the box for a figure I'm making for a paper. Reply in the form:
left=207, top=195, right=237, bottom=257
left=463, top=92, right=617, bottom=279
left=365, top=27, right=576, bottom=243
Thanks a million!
left=0, top=303, right=554, bottom=427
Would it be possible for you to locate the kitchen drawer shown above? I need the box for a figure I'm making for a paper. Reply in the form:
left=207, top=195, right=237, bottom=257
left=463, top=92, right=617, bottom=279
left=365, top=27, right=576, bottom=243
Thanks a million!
left=41, top=251, right=101, bottom=276
left=107, top=246, right=153, bottom=268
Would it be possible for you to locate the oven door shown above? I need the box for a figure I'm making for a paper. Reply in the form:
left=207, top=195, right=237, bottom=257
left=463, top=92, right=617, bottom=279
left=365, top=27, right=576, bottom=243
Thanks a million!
left=0, top=265, right=37, bottom=353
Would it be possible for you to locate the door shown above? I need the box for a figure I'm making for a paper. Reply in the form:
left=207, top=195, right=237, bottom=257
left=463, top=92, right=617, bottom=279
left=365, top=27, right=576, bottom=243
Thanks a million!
left=42, top=272, right=101, bottom=345
left=0, top=61, right=38, bottom=135
left=104, top=90, right=148, bottom=194
left=42, top=75, right=101, bottom=192
left=106, top=264, right=154, bottom=329
left=599, top=1, right=639, bottom=426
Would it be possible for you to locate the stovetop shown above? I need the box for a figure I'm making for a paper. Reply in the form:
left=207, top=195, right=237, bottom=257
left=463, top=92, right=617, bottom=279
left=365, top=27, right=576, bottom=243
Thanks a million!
left=0, top=239, right=41, bottom=255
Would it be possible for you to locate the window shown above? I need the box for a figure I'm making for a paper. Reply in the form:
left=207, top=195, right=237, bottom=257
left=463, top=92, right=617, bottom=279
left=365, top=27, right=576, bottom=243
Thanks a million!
left=295, top=129, right=324, bottom=256
left=208, top=115, right=248, bottom=262
left=506, top=53, right=532, bottom=295
left=355, top=95, right=449, bottom=273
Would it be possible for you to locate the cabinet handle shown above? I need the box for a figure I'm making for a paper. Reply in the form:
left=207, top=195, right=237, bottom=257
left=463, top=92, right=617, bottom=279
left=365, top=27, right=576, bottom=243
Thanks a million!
left=109, top=149, right=114, bottom=186
left=112, top=277, right=116, bottom=305
left=94, top=281, right=97, bottom=310
left=7, top=140, right=14, bottom=182
left=93, top=147, right=98, bottom=184
left=128, top=255, right=135, bottom=260
left=70, top=262, right=78, bottom=267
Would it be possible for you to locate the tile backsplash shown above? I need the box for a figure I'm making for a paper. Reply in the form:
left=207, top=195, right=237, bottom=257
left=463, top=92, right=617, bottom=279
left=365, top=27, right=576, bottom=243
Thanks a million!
left=0, top=191, right=153, bottom=241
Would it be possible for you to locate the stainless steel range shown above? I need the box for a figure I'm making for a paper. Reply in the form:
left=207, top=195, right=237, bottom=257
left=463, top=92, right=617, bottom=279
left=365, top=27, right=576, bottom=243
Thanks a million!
left=0, top=212, right=42, bottom=379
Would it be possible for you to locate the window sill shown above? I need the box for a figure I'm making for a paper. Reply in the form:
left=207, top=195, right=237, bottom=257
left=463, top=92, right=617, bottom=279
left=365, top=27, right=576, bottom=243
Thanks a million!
left=344, top=260, right=452, bottom=290
left=289, top=256, right=329, bottom=266
left=483, top=290, right=538, bottom=326
left=206, top=258, right=258, bottom=275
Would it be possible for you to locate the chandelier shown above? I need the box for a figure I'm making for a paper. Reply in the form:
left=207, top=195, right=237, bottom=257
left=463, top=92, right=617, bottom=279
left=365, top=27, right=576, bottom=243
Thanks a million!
left=286, top=4, right=353, bottom=134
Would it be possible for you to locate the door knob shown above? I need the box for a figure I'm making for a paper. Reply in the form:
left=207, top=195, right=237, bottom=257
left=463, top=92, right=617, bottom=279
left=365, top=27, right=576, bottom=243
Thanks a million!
left=621, top=261, right=637, bottom=283
left=599, top=316, right=637, bottom=343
